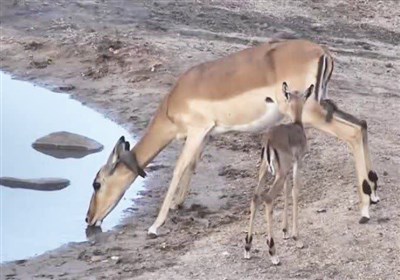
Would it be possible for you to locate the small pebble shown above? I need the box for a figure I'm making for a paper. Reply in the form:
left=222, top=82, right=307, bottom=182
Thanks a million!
left=90, top=256, right=104, bottom=262
left=296, top=241, right=305, bottom=249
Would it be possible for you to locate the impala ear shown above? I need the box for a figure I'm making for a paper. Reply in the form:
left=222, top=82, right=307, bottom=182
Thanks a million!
left=106, top=136, right=127, bottom=173
left=105, top=136, right=146, bottom=177
left=304, top=84, right=314, bottom=100
left=124, top=141, right=130, bottom=151
left=119, top=151, right=147, bottom=178
left=282, top=81, right=290, bottom=101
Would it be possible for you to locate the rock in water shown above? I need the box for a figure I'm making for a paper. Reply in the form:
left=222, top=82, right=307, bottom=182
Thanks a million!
left=0, top=177, right=70, bottom=191
left=32, top=131, right=103, bottom=159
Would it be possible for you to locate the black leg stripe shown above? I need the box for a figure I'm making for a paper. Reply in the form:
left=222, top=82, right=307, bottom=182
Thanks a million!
left=269, top=249, right=274, bottom=256
left=320, top=55, right=329, bottom=99
left=320, top=99, right=337, bottom=122
left=320, top=99, right=367, bottom=129
left=362, top=180, right=372, bottom=195
left=368, top=171, right=378, bottom=182
left=269, top=237, right=275, bottom=248
left=245, top=235, right=253, bottom=244
left=273, top=148, right=280, bottom=168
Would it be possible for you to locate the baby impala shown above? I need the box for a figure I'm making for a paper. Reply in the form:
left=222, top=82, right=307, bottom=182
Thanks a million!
left=244, top=82, right=313, bottom=265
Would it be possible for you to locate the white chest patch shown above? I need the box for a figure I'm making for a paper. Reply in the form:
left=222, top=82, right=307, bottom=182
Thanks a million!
left=212, top=103, right=283, bottom=134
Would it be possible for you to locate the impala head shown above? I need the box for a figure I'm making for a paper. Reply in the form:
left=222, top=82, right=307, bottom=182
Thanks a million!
left=281, top=82, right=314, bottom=123
left=86, top=136, right=146, bottom=226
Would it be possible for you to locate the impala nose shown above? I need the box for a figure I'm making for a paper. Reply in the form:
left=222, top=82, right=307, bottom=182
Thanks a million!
left=85, top=217, right=88, bottom=223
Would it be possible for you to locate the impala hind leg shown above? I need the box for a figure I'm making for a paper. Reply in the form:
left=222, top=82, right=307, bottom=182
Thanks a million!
left=263, top=171, right=287, bottom=266
left=303, top=100, right=380, bottom=223
left=148, top=126, right=213, bottom=236
left=261, top=154, right=290, bottom=265
left=244, top=159, right=269, bottom=259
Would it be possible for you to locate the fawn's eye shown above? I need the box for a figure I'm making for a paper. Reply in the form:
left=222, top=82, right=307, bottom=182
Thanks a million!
left=93, top=182, right=101, bottom=191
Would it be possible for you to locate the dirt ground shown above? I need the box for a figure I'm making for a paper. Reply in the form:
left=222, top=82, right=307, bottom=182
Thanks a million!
left=1, top=0, right=400, bottom=279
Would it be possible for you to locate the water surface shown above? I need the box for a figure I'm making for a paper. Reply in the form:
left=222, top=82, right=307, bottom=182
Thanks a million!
left=0, top=72, right=144, bottom=262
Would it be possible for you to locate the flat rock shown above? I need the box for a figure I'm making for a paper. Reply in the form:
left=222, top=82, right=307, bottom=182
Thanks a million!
left=0, top=177, right=70, bottom=191
left=32, top=131, right=103, bottom=159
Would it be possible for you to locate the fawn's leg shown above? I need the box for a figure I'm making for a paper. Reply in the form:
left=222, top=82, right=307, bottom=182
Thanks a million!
left=282, top=179, right=290, bottom=239
left=244, top=159, right=269, bottom=259
left=292, top=161, right=301, bottom=240
left=263, top=170, right=287, bottom=265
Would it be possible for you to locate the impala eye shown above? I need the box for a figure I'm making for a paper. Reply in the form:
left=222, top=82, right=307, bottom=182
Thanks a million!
left=93, top=182, right=101, bottom=191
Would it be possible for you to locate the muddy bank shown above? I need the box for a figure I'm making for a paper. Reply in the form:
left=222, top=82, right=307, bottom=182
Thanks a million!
left=1, top=0, right=400, bottom=279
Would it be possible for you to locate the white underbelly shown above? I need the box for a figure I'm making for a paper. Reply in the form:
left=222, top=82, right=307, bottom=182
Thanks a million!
left=212, top=104, right=283, bottom=134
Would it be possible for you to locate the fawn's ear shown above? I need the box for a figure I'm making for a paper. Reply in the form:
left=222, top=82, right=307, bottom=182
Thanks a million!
left=282, top=82, right=290, bottom=101
left=303, top=84, right=314, bottom=100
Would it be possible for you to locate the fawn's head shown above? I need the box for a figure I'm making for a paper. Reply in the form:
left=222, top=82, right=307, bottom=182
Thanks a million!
left=281, top=82, right=314, bottom=123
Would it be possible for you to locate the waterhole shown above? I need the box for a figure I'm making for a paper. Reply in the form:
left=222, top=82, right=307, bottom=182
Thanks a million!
left=0, top=72, right=144, bottom=262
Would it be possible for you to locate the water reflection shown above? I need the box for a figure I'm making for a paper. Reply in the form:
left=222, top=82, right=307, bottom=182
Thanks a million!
left=32, top=146, right=98, bottom=159
left=85, top=226, right=103, bottom=239
left=31, top=131, right=104, bottom=159
left=0, top=177, right=70, bottom=191
left=0, top=72, right=144, bottom=262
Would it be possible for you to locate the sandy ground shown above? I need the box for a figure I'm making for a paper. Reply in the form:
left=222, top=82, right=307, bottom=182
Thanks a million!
left=1, top=0, right=400, bottom=279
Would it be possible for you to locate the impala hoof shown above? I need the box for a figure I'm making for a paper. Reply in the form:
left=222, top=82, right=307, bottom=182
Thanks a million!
left=244, top=250, right=251, bottom=259
left=170, top=202, right=183, bottom=210
left=271, top=255, right=280, bottom=265
left=147, top=226, right=158, bottom=238
left=282, top=229, right=289, bottom=240
left=370, top=196, right=380, bottom=205
left=359, top=216, right=370, bottom=224
left=370, top=199, right=379, bottom=205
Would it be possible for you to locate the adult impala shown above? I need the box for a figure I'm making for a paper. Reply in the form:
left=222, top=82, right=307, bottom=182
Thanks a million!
left=86, top=39, right=379, bottom=236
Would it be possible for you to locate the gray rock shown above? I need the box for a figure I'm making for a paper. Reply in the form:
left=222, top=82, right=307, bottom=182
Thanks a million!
left=0, top=177, right=70, bottom=191
left=32, top=131, right=103, bottom=159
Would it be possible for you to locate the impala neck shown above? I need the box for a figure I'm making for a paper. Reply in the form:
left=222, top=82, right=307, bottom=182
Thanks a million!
left=292, top=103, right=304, bottom=126
left=131, top=112, right=177, bottom=169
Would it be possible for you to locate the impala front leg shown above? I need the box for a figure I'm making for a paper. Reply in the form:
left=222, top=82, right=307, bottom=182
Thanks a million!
left=303, top=100, right=380, bottom=224
left=171, top=141, right=205, bottom=209
left=169, top=163, right=195, bottom=210
left=148, top=126, right=213, bottom=236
